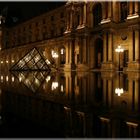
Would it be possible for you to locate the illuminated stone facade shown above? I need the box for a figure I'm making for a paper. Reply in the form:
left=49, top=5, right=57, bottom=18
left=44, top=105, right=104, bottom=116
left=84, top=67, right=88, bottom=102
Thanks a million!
left=0, top=1, right=140, bottom=72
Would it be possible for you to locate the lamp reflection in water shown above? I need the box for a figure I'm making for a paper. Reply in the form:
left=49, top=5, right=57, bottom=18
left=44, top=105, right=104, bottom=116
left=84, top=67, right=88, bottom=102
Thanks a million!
left=115, top=45, right=124, bottom=71
left=0, top=76, right=3, bottom=83
left=61, top=85, right=64, bottom=92
left=115, top=73, right=124, bottom=96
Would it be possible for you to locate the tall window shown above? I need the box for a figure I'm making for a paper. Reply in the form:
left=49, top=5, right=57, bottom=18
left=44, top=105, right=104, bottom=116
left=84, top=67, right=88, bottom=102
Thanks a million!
left=76, top=14, right=80, bottom=27
left=60, top=47, right=66, bottom=64
left=120, top=2, right=128, bottom=21
left=93, top=3, right=102, bottom=27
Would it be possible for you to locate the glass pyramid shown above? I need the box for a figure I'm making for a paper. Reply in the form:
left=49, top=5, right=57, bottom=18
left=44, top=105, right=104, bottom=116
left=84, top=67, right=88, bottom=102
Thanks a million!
left=10, top=47, right=51, bottom=71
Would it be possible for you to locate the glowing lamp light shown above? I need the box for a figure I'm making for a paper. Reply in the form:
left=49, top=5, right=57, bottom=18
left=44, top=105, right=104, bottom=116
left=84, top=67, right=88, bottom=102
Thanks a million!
left=51, top=82, right=58, bottom=90
left=6, top=76, right=9, bottom=82
left=51, top=50, right=58, bottom=58
left=115, top=88, right=124, bottom=96
left=115, top=45, right=124, bottom=53
left=0, top=76, right=3, bottom=82
left=1, top=61, right=3, bottom=64
left=12, top=60, right=15, bottom=63
left=35, top=78, right=39, bottom=85
left=19, top=76, right=22, bottom=82
left=46, top=76, right=51, bottom=83
left=61, top=49, right=64, bottom=54
left=12, top=76, right=15, bottom=82
left=6, top=60, right=8, bottom=63
left=46, top=59, right=51, bottom=64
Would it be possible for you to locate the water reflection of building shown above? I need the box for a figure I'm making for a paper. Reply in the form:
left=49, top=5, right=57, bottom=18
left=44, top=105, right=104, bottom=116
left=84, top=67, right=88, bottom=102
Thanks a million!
left=0, top=72, right=140, bottom=137
left=0, top=2, right=140, bottom=72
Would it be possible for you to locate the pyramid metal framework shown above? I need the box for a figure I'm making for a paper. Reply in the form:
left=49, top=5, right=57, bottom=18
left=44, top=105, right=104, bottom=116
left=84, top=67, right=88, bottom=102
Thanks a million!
left=10, top=47, right=51, bottom=71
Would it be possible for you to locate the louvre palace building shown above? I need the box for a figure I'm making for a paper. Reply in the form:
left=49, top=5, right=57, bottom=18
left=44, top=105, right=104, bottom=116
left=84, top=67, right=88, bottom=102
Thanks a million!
left=0, top=1, right=140, bottom=72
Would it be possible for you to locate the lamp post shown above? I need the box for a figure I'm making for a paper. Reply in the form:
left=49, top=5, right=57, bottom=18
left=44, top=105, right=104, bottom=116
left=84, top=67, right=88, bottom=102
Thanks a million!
left=115, top=45, right=124, bottom=71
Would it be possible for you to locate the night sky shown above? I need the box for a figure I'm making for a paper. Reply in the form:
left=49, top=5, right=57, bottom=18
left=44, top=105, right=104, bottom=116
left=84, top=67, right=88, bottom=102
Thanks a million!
left=0, top=2, right=65, bottom=26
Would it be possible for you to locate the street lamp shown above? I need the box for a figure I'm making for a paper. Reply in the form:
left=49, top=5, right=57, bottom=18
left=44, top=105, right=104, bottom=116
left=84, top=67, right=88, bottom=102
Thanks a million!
left=51, top=50, right=59, bottom=58
left=115, top=45, right=124, bottom=71
left=115, top=88, right=124, bottom=96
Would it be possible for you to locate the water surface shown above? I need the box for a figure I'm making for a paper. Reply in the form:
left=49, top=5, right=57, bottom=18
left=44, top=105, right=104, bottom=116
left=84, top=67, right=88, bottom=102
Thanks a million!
left=0, top=71, right=140, bottom=138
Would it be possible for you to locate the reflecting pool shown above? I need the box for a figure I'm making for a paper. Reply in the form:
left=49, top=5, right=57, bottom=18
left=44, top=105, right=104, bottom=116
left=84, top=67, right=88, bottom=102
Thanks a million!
left=0, top=71, right=140, bottom=138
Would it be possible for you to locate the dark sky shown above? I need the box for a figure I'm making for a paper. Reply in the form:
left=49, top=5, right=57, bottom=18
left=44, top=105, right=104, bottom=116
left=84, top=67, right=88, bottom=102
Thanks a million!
left=0, top=2, right=65, bottom=26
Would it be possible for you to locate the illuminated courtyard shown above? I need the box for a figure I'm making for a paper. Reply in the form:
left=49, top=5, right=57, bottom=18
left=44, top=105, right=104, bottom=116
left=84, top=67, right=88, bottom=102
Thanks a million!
left=0, top=1, right=140, bottom=138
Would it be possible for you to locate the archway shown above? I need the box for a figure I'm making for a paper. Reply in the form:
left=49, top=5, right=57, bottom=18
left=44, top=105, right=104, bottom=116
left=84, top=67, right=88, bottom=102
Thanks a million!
left=94, top=38, right=103, bottom=68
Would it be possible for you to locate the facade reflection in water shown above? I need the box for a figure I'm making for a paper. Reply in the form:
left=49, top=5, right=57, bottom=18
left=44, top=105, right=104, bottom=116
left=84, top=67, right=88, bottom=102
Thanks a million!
left=0, top=71, right=140, bottom=138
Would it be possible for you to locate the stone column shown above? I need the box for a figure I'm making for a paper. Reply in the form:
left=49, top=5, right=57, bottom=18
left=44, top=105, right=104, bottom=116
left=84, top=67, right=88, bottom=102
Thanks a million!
left=113, top=2, right=119, bottom=22
left=65, top=74, right=69, bottom=99
left=79, top=7, right=83, bottom=25
left=129, top=31, right=133, bottom=62
left=108, top=2, right=112, bottom=19
left=135, top=2, right=139, bottom=15
left=128, top=2, right=133, bottom=16
left=66, top=10, right=70, bottom=31
left=100, top=117, right=110, bottom=137
left=70, top=38, right=75, bottom=65
left=83, top=36, right=87, bottom=63
left=69, top=40, right=72, bottom=64
left=102, top=3, right=107, bottom=20
left=65, top=41, right=69, bottom=64
left=103, top=79, right=107, bottom=104
left=135, top=80, right=139, bottom=111
left=70, top=10, right=74, bottom=30
left=83, top=2, right=87, bottom=26
left=135, top=30, right=139, bottom=61
left=79, top=37, right=82, bottom=64
left=108, top=80, right=112, bottom=107
left=108, top=33, right=113, bottom=61
left=126, top=122, right=138, bottom=137
left=103, top=33, right=107, bottom=62
left=128, top=80, right=133, bottom=110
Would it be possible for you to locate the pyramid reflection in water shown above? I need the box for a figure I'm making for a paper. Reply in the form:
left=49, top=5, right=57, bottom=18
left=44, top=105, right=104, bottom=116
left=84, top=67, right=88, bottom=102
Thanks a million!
left=12, top=71, right=50, bottom=93
left=10, top=47, right=51, bottom=71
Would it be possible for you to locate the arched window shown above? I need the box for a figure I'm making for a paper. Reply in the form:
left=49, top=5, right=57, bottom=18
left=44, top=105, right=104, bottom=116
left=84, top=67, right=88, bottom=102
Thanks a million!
left=93, top=3, right=102, bottom=27
left=120, top=2, right=128, bottom=21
